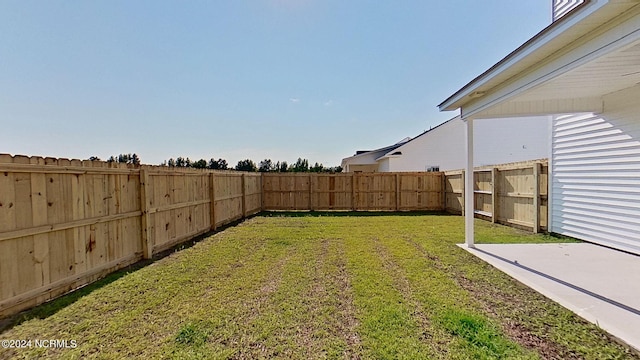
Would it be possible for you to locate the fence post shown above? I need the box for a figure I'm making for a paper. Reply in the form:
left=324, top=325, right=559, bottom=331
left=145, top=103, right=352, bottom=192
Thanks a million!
left=533, top=162, right=540, bottom=233
left=309, top=174, right=314, bottom=211
left=140, top=168, right=153, bottom=259
left=352, top=173, right=357, bottom=211
left=460, top=170, right=465, bottom=216
left=261, top=173, right=265, bottom=211
left=395, top=173, right=400, bottom=211
left=441, top=172, right=446, bottom=211
left=491, top=168, right=498, bottom=223
left=241, top=173, right=247, bottom=218
left=210, top=172, right=217, bottom=230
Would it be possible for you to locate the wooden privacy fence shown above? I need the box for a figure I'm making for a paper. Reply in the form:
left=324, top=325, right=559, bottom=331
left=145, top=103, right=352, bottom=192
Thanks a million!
left=0, top=154, right=548, bottom=318
left=444, top=160, right=548, bottom=233
left=262, top=172, right=444, bottom=211
left=262, top=160, right=547, bottom=232
left=0, top=155, right=261, bottom=317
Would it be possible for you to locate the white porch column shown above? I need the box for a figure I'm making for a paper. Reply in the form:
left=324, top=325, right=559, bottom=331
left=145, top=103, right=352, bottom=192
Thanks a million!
left=465, top=117, right=475, bottom=247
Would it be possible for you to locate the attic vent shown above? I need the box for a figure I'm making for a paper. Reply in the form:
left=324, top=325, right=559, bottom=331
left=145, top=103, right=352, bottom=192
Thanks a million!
left=391, top=151, right=402, bottom=156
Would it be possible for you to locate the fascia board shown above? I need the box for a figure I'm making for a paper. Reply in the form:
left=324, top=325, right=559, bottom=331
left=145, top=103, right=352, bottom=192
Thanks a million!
left=439, top=0, right=609, bottom=111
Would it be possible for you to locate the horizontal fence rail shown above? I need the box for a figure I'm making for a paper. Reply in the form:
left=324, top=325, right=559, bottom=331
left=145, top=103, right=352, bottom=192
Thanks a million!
left=444, top=159, right=548, bottom=233
left=0, top=154, right=547, bottom=318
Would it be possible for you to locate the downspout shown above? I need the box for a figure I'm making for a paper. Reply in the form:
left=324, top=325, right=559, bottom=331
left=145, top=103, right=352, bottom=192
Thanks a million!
left=547, top=115, right=554, bottom=234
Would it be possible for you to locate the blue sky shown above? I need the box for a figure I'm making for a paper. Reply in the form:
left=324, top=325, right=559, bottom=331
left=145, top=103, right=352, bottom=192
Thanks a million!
left=1, top=1, right=550, bottom=167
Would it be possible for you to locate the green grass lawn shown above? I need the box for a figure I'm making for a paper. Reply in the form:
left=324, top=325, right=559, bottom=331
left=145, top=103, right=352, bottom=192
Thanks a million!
left=1, top=213, right=636, bottom=359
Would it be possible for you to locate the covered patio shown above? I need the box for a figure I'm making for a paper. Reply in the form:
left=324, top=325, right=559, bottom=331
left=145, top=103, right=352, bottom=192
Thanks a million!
left=440, top=0, right=640, bottom=351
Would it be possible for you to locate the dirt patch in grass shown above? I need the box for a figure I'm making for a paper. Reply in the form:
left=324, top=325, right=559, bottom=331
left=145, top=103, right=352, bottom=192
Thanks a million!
left=331, top=240, right=362, bottom=358
left=288, top=237, right=363, bottom=358
left=455, top=273, right=575, bottom=360
left=294, top=239, right=328, bottom=354
left=372, top=238, right=446, bottom=352
left=246, top=254, right=289, bottom=327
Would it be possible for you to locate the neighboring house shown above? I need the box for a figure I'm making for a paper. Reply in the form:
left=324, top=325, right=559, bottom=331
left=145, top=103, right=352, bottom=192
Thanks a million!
left=341, top=138, right=410, bottom=172
left=439, top=0, right=640, bottom=254
left=376, top=117, right=464, bottom=172
left=342, top=115, right=549, bottom=172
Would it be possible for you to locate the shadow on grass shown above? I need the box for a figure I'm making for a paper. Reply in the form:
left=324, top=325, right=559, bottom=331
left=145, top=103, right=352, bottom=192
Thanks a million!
left=0, top=217, right=251, bottom=334
left=262, top=210, right=451, bottom=218
left=0, top=259, right=151, bottom=334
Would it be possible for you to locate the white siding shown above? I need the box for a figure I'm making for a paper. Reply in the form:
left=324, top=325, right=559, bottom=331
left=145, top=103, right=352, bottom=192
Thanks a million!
left=551, top=86, right=640, bottom=254
left=383, top=116, right=549, bottom=172
left=553, top=0, right=584, bottom=21
left=386, top=118, right=466, bottom=172
left=377, top=158, right=390, bottom=172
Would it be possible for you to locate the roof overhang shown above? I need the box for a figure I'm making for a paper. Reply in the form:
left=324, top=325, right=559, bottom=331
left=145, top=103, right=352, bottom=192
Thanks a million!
left=439, top=0, right=640, bottom=120
left=341, top=139, right=410, bottom=166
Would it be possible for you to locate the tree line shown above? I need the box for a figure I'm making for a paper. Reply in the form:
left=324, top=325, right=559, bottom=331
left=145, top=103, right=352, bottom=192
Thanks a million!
left=160, top=157, right=229, bottom=170
left=164, top=157, right=342, bottom=173
left=99, top=153, right=142, bottom=165
left=255, top=158, right=342, bottom=173
left=94, top=154, right=341, bottom=173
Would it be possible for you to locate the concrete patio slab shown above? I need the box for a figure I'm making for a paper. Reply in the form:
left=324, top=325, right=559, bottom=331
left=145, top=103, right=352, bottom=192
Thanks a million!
left=459, top=243, right=640, bottom=351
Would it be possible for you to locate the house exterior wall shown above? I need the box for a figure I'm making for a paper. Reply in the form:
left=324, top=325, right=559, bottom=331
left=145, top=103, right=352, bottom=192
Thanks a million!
left=386, top=118, right=465, bottom=172
left=348, top=164, right=379, bottom=172
left=474, top=116, right=551, bottom=167
left=377, top=158, right=390, bottom=172
left=551, top=84, right=640, bottom=254
left=552, top=0, right=584, bottom=21
left=380, top=116, right=549, bottom=172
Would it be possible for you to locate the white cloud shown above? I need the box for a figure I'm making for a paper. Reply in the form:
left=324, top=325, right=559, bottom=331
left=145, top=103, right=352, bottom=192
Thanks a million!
left=323, top=100, right=334, bottom=107
left=289, top=98, right=300, bottom=103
